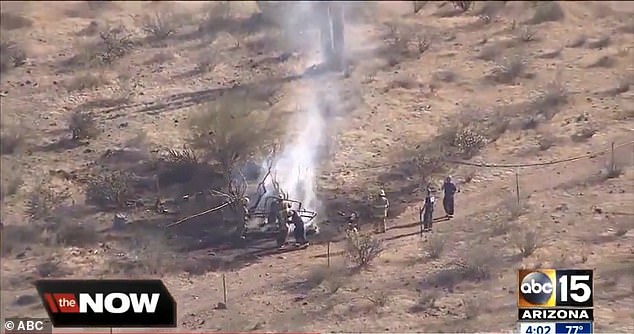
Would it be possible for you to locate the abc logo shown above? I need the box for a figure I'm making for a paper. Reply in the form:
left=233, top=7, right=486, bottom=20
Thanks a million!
left=520, top=271, right=553, bottom=305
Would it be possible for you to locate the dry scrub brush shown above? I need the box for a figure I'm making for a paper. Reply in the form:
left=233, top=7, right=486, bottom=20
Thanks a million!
left=68, top=110, right=100, bottom=141
left=425, top=233, right=446, bottom=259
left=0, top=39, right=27, bottom=73
left=84, top=170, right=134, bottom=209
left=0, top=117, right=25, bottom=155
left=68, top=24, right=135, bottom=68
left=346, top=232, right=384, bottom=268
left=1, top=162, right=23, bottom=204
left=512, top=227, right=541, bottom=258
left=26, top=180, right=71, bottom=221
left=136, top=12, right=177, bottom=41
left=186, top=94, right=281, bottom=181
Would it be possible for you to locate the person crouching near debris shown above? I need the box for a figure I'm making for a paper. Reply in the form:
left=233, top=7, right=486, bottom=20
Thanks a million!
left=420, top=187, right=436, bottom=232
left=289, top=209, right=309, bottom=247
left=346, top=212, right=360, bottom=234
left=441, top=176, right=459, bottom=218
left=276, top=203, right=292, bottom=248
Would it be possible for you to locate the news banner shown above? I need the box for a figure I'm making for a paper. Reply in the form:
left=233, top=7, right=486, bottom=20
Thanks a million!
left=517, top=269, right=594, bottom=334
left=2, top=270, right=594, bottom=333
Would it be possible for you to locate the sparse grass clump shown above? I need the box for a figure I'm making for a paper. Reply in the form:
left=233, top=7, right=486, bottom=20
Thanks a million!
left=84, top=170, right=134, bottom=209
left=0, top=12, right=33, bottom=30
left=0, top=119, right=25, bottom=155
left=518, top=26, right=537, bottom=42
left=26, top=181, right=71, bottom=221
left=69, top=110, right=100, bottom=141
left=363, top=290, right=392, bottom=307
left=528, top=1, right=564, bottom=24
left=463, top=298, right=481, bottom=319
left=451, top=1, right=472, bottom=12
left=346, top=232, right=384, bottom=268
left=68, top=25, right=135, bottom=68
left=453, top=125, right=488, bottom=158
left=487, top=55, right=527, bottom=84
left=410, top=290, right=439, bottom=313
left=0, top=39, right=27, bottom=73
left=425, top=233, right=446, bottom=259
left=458, top=245, right=495, bottom=280
left=1, top=165, right=23, bottom=203
left=187, top=93, right=281, bottom=180
left=137, top=12, right=177, bottom=41
left=65, top=72, right=109, bottom=92
left=512, top=227, right=540, bottom=257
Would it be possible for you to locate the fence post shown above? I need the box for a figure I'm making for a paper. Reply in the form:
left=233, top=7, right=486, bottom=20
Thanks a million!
left=327, top=242, right=331, bottom=267
left=222, top=274, right=227, bottom=306
left=610, top=141, right=615, bottom=169
left=515, top=169, right=521, bottom=206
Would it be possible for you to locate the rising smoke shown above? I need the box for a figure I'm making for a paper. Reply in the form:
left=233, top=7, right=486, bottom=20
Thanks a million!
left=257, top=2, right=340, bottom=221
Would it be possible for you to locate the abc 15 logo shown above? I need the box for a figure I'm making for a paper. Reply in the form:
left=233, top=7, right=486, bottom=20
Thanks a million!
left=518, top=269, right=593, bottom=308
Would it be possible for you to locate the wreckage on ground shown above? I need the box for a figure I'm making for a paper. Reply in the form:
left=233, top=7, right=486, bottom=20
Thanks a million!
left=169, top=151, right=319, bottom=238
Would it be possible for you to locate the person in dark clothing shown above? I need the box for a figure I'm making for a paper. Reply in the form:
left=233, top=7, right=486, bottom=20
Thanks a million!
left=420, top=187, right=436, bottom=231
left=441, top=176, right=459, bottom=218
left=289, top=210, right=308, bottom=246
left=266, top=198, right=282, bottom=228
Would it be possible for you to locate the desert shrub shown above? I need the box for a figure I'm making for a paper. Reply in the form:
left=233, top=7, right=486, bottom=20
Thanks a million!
left=476, top=44, right=501, bottom=61
left=65, top=72, right=109, bottom=92
left=363, top=290, right=391, bottom=307
left=415, top=33, right=431, bottom=56
left=411, top=146, right=447, bottom=184
left=25, top=181, right=71, bottom=221
left=512, top=227, right=540, bottom=257
left=346, top=232, right=383, bottom=268
left=0, top=119, right=25, bottom=155
left=84, top=170, right=134, bottom=209
left=186, top=93, right=281, bottom=181
left=487, top=55, right=526, bottom=84
left=528, top=1, right=564, bottom=24
left=425, top=233, right=446, bottom=259
left=519, top=26, right=537, bottom=42
left=601, top=156, right=623, bottom=180
left=410, top=290, right=439, bottom=312
left=0, top=165, right=23, bottom=203
left=451, top=1, right=472, bottom=12
left=432, top=68, right=456, bottom=82
left=137, top=12, right=177, bottom=41
left=0, top=39, right=27, bottom=72
left=453, top=125, right=488, bottom=158
left=504, top=199, right=529, bottom=219
left=68, top=110, right=100, bottom=141
left=0, top=12, right=33, bottom=30
left=586, top=36, right=610, bottom=49
left=529, top=79, right=568, bottom=117
left=458, top=245, right=496, bottom=280
left=463, top=298, right=481, bottom=319
left=195, top=51, right=219, bottom=73
left=537, top=134, right=556, bottom=151
left=413, top=1, right=427, bottom=13
left=69, top=24, right=135, bottom=68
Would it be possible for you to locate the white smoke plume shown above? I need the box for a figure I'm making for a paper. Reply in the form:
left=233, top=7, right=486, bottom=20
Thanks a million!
left=256, top=2, right=337, bottom=222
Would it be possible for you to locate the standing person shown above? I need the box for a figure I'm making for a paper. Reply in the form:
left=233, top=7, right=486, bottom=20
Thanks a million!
left=235, top=197, right=250, bottom=240
left=441, top=176, right=459, bottom=218
left=290, top=209, right=309, bottom=247
left=372, top=189, right=390, bottom=233
left=276, top=202, right=292, bottom=248
left=266, top=197, right=282, bottom=228
left=420, top=187, right=436, bottom=232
